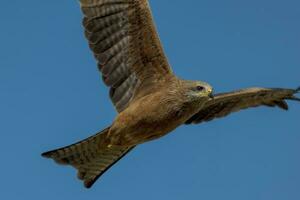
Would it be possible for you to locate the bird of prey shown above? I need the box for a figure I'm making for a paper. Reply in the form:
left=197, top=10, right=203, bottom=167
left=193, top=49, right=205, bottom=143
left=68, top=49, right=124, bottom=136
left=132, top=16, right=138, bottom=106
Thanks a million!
left=42, top=0, right=300, bottom=188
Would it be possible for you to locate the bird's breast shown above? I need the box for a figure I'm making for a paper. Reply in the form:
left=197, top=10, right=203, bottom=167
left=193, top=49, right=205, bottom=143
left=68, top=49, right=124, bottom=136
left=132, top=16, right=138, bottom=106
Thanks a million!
left=108, top=92, right=193, bottom=146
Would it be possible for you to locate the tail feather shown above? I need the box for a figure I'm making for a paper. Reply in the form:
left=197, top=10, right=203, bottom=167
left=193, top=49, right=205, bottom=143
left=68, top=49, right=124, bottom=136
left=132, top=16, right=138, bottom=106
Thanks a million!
left=42, top=127, right=135, bottom=188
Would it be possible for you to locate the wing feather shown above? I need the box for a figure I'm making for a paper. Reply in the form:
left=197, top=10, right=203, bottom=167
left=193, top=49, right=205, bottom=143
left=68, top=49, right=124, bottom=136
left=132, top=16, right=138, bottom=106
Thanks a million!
left=42, top=127, right=135, bottom=188
left=186, top=87, right=300, bottom=124
left=80, top=0, right=173, bottom=112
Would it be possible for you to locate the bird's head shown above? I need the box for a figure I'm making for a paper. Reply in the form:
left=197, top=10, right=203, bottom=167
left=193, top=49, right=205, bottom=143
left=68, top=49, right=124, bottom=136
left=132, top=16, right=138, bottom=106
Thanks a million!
left=182, top=80, right=214, bottom=101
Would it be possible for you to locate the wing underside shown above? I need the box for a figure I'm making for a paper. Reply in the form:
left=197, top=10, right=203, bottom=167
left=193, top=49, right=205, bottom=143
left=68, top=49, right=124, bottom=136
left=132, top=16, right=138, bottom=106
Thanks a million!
left=80, top=0, right=173, bottom=112
left=186, top=87, right=300, bottom=124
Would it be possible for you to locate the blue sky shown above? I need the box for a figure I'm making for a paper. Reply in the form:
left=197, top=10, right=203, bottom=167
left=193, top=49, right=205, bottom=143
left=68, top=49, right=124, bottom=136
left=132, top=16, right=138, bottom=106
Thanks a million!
left=0, top=0, right=299, bottom=199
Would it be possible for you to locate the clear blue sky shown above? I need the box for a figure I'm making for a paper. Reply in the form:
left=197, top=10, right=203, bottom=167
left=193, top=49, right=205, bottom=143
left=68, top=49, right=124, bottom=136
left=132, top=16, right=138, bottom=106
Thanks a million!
left=0, top=1, right=299, bottom=199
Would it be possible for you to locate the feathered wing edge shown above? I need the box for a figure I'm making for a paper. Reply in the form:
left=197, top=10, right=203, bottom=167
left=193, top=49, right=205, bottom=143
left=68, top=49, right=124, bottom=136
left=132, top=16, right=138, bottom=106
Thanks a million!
left=186, top=87, right=300, bottom=124
left=288, top=86, right=300, bottom=101
left=42, top=127, right=135, bottom=188
left=80, top=0, right=173, bottom=112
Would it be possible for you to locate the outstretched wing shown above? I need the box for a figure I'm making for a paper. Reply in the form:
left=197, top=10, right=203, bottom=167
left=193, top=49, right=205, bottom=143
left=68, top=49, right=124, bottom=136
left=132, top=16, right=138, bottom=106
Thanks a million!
left=185, top=87, right=300, bottom=124
left=80, top=0, right=173, bottom=112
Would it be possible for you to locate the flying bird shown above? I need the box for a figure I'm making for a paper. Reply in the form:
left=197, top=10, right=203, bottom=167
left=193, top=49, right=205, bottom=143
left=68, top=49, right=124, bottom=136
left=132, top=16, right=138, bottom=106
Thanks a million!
left=42, top=0, right=300, bottom=188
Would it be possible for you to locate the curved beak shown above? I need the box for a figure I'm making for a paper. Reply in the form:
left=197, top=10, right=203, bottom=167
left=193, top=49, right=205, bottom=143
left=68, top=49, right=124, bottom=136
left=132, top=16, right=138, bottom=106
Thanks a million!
left=207, top=88, right=214, bottom=99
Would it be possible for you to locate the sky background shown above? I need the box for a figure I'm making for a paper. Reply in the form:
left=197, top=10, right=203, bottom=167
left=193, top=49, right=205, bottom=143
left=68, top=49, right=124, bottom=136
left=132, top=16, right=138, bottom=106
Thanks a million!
left=0, top=0, right=299, bottom=199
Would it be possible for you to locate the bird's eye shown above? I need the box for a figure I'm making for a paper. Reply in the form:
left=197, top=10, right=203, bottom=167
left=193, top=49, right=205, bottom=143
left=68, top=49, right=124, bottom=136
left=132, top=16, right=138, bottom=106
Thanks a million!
left=196, top=86, right=205, bottom=91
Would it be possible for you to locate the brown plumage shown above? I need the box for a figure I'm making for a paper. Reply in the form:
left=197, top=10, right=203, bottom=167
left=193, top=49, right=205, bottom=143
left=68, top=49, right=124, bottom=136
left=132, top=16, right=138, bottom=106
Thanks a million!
left=42, top=0, right=300, bottom=188
left=186, top=87, right=300, bottom=124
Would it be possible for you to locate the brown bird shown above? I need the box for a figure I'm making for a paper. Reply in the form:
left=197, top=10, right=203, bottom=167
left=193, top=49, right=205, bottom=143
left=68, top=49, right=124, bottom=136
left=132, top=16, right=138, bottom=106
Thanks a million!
left=42, top=0, right=300, bottom=188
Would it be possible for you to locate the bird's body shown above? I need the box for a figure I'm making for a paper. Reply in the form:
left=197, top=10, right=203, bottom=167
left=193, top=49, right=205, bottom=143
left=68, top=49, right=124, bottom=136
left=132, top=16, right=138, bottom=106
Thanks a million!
left=107, top=78, right=211, bottom=147
left=42, top=0, right=300, bottom=188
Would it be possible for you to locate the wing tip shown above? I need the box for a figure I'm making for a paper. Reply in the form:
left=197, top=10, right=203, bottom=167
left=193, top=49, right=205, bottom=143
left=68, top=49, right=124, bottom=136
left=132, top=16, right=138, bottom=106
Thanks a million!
left=84, top=180, right=95, bottom=189
left=290, top=97, right=300, bottom=102
left=82, top=170, right=106, bottom=189
left=288, top=86, right=300, bottom=102
left=41, top=150, right=53, bottom=158
left=272, top=100, right=289, bottom=110
left=41, top=149, right=70, bottom=165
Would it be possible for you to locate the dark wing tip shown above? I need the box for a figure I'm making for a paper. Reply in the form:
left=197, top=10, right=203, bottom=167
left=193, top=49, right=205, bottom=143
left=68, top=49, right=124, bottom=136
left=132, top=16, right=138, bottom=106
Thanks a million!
left=41, top=150, right=53, bottom=158
left=290, top=97, right=300, bottom=102
left=84, top=180, right=95, bottom=189
left=288, top=87, right=300, bottom=102
left=275, top=100, right=289, bottom=110
left=41, top=150, right=69, bottom=165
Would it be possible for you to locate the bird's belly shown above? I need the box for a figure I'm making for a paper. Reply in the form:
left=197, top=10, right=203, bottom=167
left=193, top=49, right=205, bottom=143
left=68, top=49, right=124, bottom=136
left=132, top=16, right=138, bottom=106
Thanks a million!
left=108, top=103, right=190, bottom=146
left=109, top=115, right=182, bottom=146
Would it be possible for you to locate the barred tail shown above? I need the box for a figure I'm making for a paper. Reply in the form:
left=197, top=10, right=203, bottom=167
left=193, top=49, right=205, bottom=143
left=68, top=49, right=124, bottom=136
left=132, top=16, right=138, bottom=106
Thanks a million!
left=42, top=127, right=135, bottom=188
